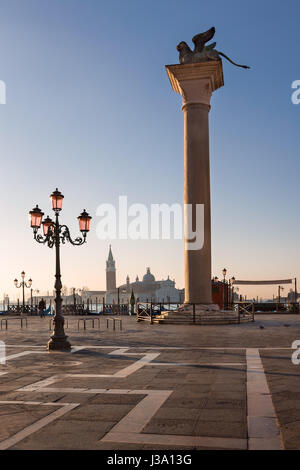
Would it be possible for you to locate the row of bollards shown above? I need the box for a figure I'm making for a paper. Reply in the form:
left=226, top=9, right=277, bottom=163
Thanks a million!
left=0, top=316, right=122, bottom=332
left=106, top=318, right=122, bottom=331
left=77, top=318, right=100, bottom=331
left=77, top=317, right=122, bottom=331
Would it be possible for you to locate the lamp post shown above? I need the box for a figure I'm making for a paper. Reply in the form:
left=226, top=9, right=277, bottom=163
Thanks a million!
left=29, top=188, right=92, bottom=351
left=222, top=268, right=227, bottom=310
left=73, top=288, right=77, bottom=313
left=278, top=286, right=284, bottom=305
left=117, top=287, right=127, bottom=313
left=14, top=271, right=32, bottom=314
left=34, top=289, right=40, bottom=306
left=130, top=289, right=135, bottom=315
left=230, top=276, right=235, bottom=308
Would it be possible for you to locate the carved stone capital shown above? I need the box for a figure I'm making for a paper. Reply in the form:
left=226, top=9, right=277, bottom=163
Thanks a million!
left=180, top=78, right=212, bottom=108
left=166, top=61, right=224, bottom=109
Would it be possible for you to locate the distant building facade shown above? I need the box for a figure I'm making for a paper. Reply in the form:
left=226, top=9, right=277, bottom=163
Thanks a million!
left=105, top=247, right=183, bottom=304
left=106, top=245, right=116, bottom=291
left=30, top=246, right=184, bottom=306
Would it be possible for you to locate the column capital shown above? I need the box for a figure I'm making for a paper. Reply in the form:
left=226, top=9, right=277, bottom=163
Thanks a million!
left=166, top=61, right=224, bottom=108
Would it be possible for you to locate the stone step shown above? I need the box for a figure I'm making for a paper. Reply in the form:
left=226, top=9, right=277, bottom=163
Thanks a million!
left=155, top=318, right=238, bottom=323
left=142, top=306, right=255, bottom=325
left=157, top=319, right=237, bottom=322
left=153, top=319, right=240, bottom=325
left=156, top=314, right=238, bottom=320
left=151, top=310, right=254, bottom=324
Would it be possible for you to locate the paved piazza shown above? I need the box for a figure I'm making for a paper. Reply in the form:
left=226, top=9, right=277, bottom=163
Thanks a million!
left=0, top=315, right=300, bottom=450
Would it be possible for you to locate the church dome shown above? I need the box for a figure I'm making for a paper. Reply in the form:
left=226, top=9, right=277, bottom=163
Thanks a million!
left=143, top=267, right=155, bottom=282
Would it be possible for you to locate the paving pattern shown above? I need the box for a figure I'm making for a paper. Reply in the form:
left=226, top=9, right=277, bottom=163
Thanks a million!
left=0, top=315, right=299, bottom=449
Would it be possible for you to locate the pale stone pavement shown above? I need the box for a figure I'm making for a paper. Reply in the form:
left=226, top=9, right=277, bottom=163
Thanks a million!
left=0, top=314, right=299, bottom=450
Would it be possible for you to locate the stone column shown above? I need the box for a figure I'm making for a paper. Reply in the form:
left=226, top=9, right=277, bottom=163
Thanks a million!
left=166, top=61, right=224, bottom=306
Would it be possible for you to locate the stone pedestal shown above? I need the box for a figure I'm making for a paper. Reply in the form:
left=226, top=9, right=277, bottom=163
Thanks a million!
left=166, top=61, right=224, bottom=306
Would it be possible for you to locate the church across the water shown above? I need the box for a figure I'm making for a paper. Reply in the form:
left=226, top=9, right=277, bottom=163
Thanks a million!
left=104, top=246, right=184, bottom=304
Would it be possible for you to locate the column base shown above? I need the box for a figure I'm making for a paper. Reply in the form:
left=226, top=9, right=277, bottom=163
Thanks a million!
left=181, top=303, right=220, bottom=312
left=47, top=336, right=71, bottom=351
left=153, top=303, right=239, bottom=325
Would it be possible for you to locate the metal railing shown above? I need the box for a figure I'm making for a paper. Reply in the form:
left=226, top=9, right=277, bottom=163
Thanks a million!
left=106, top=318, right=123, bottom=330
left=77, top=318, right=100, bottom=330
left=5, top=304, right=38, bottom=315
left=136, top=302, right=154, bottom=324
left=137, top=301, right=255, bottom=324
left=76, top=317, right=122, bottom=331
left=234, top=302, right=255, bottom=323
left=102, top=303, right=129, bottom=315
left=62, top=304, right=85, bottom=315
left=136, top=301, right=181, bottom=323
left=0, top=317, right=28, bottom=329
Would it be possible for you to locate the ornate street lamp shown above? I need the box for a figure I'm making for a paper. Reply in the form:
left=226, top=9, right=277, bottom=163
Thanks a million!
left=29, top=188, right=92, bottom=351
left=14, top=271, right=32, bottom=314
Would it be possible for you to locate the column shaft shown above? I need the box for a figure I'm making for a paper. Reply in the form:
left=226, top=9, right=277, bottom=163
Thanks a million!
left=166, top=61, right=224, bottom=308
left=184, top=102, right=212, bottom=304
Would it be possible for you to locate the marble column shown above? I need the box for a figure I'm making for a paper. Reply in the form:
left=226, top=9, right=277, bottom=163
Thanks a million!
left=166, top=61, right=224, bottom=305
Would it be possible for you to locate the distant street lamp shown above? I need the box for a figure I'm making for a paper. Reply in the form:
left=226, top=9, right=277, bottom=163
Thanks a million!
left=117, top=287, right=127, bottom=312
left=130, top=289, right=135, bottom=315
left=29, top=188, right=92, bottom=351
left=222, top=268, right=227, bottom=309
left=278, top=285, right=284, bottom=305
left=73, top=288, right=77, bottom=312
left=118, top=287, right=127, bottom=302
left=33, top=289, right=40, bottom=306
left=230, top=276, right=235, bottom=306
left=14, top=271, right=32, bottom=314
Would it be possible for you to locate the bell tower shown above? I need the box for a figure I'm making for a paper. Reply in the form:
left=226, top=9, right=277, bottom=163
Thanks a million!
left=106, top=245, right=116, bottom=291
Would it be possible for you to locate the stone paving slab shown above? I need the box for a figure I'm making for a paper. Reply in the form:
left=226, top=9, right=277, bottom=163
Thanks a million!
left=0, top=404, right=58, bottom=441
left=193, top=420, right=247, bottom=439
left=13, top=418, right=118, bottom=450
left=0, top=315, right=299, bottom=449
left=260, top=349, right=300, bottom=449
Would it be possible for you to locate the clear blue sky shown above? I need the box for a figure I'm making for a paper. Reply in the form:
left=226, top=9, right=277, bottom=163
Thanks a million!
left=0, top=0, right=299, bottom=300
